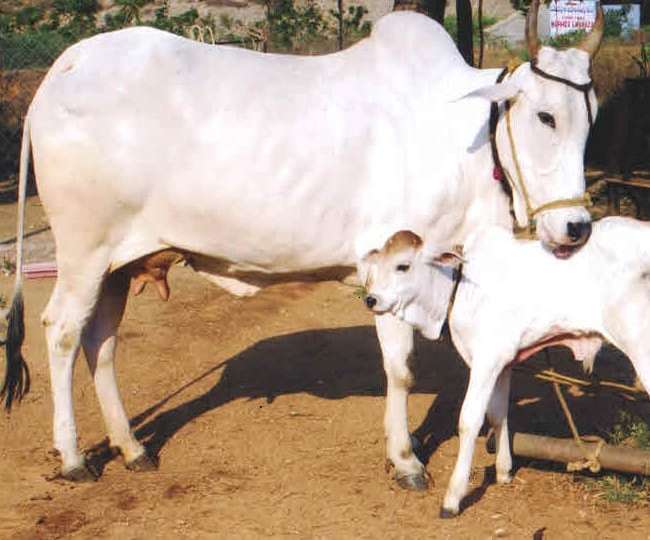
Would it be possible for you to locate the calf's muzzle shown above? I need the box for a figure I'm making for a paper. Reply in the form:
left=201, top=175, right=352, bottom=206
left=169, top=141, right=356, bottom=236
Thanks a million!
left=365, top=295, right=377, bottom=309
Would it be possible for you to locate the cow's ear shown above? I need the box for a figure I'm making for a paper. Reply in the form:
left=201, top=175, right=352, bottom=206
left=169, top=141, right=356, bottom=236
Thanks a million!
left=460, top=79, right=521, bottom=103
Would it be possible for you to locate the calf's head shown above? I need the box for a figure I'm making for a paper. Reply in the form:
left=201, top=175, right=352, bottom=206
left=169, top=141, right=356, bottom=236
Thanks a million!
left=359, top=230, right=462, bottom=339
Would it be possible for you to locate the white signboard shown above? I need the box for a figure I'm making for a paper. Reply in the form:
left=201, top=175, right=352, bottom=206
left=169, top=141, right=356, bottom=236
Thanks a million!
left=549, top=0, right=597, bottom=36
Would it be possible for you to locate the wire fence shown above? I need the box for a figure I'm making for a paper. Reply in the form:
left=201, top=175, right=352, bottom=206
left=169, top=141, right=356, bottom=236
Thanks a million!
left=0, top=33, right=68, bottom=193
left=0, top=25, right=351, bottom=193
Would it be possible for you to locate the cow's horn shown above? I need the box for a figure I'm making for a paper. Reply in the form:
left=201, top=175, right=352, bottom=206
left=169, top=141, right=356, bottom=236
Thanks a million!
left=525, top=0, right=541, bottom=59
left=577, top=3, right=604, bottom=58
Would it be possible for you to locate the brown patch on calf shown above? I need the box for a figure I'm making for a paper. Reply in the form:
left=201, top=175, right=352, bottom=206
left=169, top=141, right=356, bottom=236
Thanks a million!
left=383, top=230, right=423, bottom=254
left=127, top=250, right=185, bottom=301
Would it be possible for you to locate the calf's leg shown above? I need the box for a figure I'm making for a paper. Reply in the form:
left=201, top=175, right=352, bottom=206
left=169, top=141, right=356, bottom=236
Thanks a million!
left=486, top=368, right=512, bottom=484
left=375, top=313, right=427, bottom=490
left=441, top=357, right=505, bottom=517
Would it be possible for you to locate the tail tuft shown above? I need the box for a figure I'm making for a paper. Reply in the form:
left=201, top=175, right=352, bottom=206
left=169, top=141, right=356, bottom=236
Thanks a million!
left=1, top=291, right=30, bottom=411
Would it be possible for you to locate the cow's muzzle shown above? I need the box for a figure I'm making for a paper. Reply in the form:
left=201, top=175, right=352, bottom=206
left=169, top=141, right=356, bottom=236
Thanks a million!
left=567, top=220, right=592, bottom=245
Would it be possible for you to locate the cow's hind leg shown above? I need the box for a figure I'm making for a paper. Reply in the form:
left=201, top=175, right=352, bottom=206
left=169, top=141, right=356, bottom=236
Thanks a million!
left=486, top=368, right=512, bottom=485
left=42, top=259, right=108, bottom=481
left=375, top=314, right=427, bottom=490
left=81, top=270, right=155, bottom=472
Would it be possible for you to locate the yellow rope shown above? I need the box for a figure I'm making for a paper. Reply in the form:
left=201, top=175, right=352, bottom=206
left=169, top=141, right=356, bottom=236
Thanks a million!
left=515, top=358, right=646, bottom=473
left=550, top=373, right=606, bottom=473
left=515, top=364, right=645, bottom=399
left=502, top=99, right=592, bottom=240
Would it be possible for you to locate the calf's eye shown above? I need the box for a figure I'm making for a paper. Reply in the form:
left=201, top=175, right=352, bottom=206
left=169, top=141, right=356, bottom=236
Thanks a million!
left=396, top=263, right=411, bottom=272
left=537, top=112, right=556, bottom=129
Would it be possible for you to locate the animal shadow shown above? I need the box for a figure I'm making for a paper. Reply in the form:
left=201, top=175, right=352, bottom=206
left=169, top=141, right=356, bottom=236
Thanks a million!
left=89, top=325, right=649, bottom=517
left=128, top=328, right=465, bottom=459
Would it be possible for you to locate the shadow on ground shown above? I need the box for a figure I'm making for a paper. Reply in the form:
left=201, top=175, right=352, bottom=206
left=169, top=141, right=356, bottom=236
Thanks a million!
left=87, top=326, right=650, bottom=510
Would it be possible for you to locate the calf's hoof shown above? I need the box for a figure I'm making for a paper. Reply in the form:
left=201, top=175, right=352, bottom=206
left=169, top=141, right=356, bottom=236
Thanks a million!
left=62, top=462, right=99, bottom=482
left=497, top=471, right=512, bottom=485
left=126, top=452, right=159, bottom=472
left=396, top=471, right=429, bottom=491
left=439, top=507, right=458, bottom=519
left=485, top=431, right=496, bottom=454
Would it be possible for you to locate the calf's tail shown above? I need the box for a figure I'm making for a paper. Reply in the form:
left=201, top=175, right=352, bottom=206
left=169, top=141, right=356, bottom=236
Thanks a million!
left=1, top=111, right=31, bottom=411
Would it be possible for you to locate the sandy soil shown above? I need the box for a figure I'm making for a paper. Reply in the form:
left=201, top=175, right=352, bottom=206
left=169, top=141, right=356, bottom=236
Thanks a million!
left=1, top=197, right=650, bottom=539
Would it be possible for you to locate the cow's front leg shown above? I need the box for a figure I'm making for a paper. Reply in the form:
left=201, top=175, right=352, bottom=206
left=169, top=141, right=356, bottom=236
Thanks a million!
left=375, top=313, right=427, bottom=490
left=441, top=359, right=503, bottom=517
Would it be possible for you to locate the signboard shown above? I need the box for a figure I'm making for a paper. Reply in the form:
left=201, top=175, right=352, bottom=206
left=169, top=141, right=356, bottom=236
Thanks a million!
left=549, top=0, right=597, bottom=36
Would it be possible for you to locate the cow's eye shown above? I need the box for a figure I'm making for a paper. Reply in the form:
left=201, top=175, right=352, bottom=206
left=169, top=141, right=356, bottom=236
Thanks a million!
left=537, top=112, right=556, bottom=129
left=396, top=263, right=411, bottom=272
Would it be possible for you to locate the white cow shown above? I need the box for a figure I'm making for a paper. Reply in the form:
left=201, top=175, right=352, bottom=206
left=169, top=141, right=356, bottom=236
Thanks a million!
left=361, top=216, right=650, bottom=515
left=2, top=6, right=603, bottom=485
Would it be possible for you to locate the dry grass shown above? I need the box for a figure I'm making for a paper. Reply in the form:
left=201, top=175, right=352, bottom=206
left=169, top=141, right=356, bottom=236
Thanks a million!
left=592, top=41, right=642, bottom=103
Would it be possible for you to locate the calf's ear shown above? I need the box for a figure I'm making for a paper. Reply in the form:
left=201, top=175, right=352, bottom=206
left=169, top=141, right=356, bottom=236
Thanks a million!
left=422, top=244, right=465, bottom=268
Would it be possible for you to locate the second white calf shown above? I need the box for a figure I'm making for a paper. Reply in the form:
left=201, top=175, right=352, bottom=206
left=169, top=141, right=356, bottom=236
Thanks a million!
left=360, top=217, right=650, bottom=517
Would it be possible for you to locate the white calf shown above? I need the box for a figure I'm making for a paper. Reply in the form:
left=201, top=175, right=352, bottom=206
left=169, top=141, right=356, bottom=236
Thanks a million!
left=360, top=217, right=650, bottom=516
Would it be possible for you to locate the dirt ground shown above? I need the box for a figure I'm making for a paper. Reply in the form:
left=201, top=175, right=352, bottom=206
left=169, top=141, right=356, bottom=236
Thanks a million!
left=1, top=198, right=650, bottom=539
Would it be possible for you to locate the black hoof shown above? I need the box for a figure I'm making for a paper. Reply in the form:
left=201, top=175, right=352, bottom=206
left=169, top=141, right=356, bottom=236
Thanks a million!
left=409, top=434, right=423, bottom=453
left=125, top=452, right=159, bottom=472
left=439, top=507, right=458, bottom=519
left=62, top=462, right=99, bottom=482
left=486, top=431, right=496, bottom=454
left=396, top=472, right=429, bottom=491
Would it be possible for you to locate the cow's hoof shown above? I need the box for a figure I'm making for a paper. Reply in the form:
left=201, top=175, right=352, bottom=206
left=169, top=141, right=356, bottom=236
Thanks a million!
left=439, top=507, right=458, bottom=519
left=62, top=462, right=99, bottom=482
left=125, top=452, right=159, bottom=472
left=396, top=472, right=429, bottom=491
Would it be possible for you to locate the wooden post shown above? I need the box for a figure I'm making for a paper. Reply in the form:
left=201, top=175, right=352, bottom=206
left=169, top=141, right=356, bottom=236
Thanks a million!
left=512, top=432, right=650, bottom=475
left=477, top=0, right=484, bottom=68
left=456, top=0, right=474, bottom=66
left=337, top=0, right=344, bottom=50
left=430, top=0, right=446, bottom=23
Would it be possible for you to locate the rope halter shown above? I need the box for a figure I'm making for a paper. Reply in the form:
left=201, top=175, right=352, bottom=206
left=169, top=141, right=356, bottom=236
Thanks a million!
left=489, top=59, right=594, bottom=240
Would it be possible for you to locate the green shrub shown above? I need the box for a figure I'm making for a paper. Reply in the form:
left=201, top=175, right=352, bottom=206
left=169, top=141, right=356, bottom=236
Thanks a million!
left=329, top=4, right=371, bottom=46
left=443, top=15, right=498, bottom=42
left=0, top=30, right=74, bottom=69
left=609, top=410, right=650, bottom=449
left=266, top=0, right=328, bottom=50
left=544, top=29, right=586, bottom=49
left=604, top=5, right=631, bottom=39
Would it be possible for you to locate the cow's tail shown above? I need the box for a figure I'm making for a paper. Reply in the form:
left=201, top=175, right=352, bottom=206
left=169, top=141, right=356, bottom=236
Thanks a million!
left=1, top=110, right=31, bottom=411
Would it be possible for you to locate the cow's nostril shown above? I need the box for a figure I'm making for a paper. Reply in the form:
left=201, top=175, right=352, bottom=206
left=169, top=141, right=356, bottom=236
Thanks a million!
left=567, top=221, right=592, bottom=243
left=365, top=295, right=377, bottom=309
